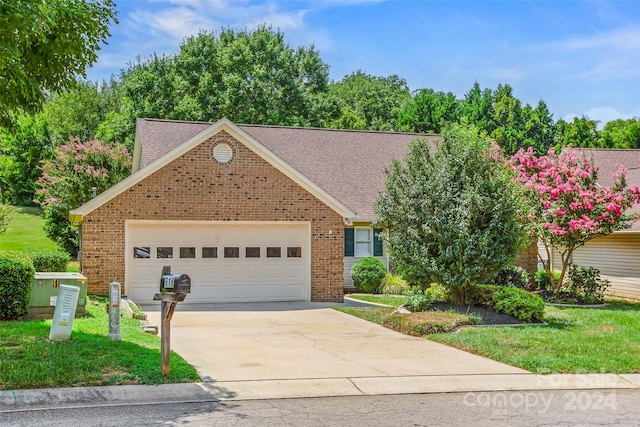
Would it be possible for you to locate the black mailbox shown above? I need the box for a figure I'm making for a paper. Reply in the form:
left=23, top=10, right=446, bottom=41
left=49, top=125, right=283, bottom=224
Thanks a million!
left=160, top=273, right=191, bottom=294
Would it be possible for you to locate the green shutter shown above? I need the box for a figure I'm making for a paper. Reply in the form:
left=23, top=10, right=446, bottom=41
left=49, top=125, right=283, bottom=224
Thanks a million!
left=373, top=228, right=383, bottom=256
left=344, top=228, right=354, bottom=256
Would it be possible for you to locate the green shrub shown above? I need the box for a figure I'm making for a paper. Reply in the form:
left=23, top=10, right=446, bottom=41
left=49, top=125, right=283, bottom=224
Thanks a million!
left=492, top=287, right=545, bottom=322
left=568, top=265, right=610, bottom=304
left=382, top=311, right=481, bottom=336
left=25, top=249, right=70, bottom=272
left=426, top=283, right=449, bottom=301
left=405, top=286, right=434, bottom=312
left=351, top=257, right=387, bottom=293
left=492, top=265, right=530, bottom=289
left=380, top=273, right=410, bottom=295
left=0, top=252, right=36, bottom=320
left=534, top=269, right=561, bottom=291
left=463, top=284, right=500, bottom=306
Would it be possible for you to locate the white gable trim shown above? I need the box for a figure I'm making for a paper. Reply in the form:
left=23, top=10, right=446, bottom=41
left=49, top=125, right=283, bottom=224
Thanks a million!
left=69, top=118, right=356, bottom=221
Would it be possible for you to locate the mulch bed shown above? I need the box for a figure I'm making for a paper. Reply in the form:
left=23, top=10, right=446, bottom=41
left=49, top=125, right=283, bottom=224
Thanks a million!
left=427, top=301, right=533, bottom=325
left=534, top=290, right=604, bottom=305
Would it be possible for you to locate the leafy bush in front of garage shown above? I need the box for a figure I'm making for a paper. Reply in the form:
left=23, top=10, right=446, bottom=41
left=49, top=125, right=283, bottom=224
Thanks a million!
left=0, top=252, right=36, bottom=320
left=351, top=257, right=387, bottom=293
left=25, top=249, right=70, bottom=272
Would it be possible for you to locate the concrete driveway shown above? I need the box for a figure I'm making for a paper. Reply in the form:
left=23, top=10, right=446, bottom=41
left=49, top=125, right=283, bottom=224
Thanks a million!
left=143, top=302, right=527, bottom=382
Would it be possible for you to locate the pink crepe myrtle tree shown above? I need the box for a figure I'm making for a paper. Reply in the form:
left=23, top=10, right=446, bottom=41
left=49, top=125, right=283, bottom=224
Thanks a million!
left=35, top=138, right=131, bottom=255
left=511, top=146, right=640, bottom=293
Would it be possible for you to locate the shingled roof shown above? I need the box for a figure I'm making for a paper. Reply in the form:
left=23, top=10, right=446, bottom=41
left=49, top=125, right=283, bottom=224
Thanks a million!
left=135, top=118, right=436, bottom=220
left=133, top=119, right=640, bottom=227
left=580, top=148, right=640, bottom=232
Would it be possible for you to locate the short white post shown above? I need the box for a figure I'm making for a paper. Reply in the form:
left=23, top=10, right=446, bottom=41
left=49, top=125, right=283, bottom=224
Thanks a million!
left=109, top=281, right=121, bottom=341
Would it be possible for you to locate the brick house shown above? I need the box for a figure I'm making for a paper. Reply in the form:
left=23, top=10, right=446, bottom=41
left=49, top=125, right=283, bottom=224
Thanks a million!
left=70, top=118, right=436, bottom=303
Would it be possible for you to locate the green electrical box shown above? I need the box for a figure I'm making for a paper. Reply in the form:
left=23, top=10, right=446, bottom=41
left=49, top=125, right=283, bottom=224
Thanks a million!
left=28, top=272, right=88, bottom=319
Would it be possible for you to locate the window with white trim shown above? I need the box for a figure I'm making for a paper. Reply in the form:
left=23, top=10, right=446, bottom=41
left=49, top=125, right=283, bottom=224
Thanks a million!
left=344, top=227, right=384, bottom=257
left=355, top=228, right=372, bottom=257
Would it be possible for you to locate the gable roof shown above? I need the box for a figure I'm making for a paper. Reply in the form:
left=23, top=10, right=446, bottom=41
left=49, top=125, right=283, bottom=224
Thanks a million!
left=130, top=118, right=434, bottom=221
left=71, top=118, right=434, bottom=222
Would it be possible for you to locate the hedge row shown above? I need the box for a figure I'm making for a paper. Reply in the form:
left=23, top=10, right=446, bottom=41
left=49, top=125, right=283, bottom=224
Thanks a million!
left=0, top=250, right=70, bottom=320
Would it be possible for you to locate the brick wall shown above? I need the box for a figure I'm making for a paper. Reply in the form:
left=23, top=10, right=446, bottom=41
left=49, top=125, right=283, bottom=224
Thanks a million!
left=81, top=131, right=345, bottom=302
left=515, top=236, right=539, bottom=284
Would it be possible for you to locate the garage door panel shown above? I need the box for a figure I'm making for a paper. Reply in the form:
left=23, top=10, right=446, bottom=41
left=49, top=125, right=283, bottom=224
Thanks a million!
left=126, top=222, right=309, bottom=303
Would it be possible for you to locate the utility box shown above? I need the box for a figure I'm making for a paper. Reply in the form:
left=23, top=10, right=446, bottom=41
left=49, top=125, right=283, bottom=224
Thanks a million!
left=28, top=272, right=88, bottom=319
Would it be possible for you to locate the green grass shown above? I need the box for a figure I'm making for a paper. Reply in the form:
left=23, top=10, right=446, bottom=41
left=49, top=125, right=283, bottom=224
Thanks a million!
left=431, top=300, right=640, bottom=374
left=337, top=296, right=640, bottom=374
left=0, top=206, right=59, bottom=251
left=347, top=294, right=408, bottom=307
left=0, top=297, right=200, bottom=390
left=335, top=306, right=396, bottom=324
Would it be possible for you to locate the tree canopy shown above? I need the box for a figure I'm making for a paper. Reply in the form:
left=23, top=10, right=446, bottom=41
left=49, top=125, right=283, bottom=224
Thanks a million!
left=120, top=26, right=329, bottom=128
left=0, top=0, right=117, bottom=127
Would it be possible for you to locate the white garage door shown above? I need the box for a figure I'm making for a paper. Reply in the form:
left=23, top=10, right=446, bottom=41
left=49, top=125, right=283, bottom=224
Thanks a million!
left=125, top=221, right=310, bottom=303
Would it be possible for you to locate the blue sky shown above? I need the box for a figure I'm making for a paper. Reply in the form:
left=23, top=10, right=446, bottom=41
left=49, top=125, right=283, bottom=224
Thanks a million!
left=87, top=0, right=640, bottom=125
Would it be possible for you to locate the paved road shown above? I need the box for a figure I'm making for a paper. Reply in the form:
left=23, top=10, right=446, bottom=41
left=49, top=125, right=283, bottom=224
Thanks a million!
left=4, top=389, right=639, bottom=426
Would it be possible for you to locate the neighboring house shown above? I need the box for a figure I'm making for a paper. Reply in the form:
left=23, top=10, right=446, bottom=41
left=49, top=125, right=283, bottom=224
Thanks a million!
left=70, top=118, right=434, bottom=303
left=538, top=149, right=640, bottom=300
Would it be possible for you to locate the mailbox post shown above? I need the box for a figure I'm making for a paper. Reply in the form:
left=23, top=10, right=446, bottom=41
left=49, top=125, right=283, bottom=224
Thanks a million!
left=156, top=267, right=191, bottom=375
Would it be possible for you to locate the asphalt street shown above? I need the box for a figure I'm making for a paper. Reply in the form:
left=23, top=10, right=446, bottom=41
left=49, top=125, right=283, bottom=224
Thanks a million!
left=3, top=389, right=639, bottom=427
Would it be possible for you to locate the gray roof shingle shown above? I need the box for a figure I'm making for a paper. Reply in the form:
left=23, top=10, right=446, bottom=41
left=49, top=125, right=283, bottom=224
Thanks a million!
left=136, top=118, right=436, bottom=219
left=135, top=119, right=640, bottom=227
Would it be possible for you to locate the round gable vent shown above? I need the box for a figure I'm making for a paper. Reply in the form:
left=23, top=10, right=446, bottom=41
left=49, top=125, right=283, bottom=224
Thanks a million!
left=213, top=143, right=233, bottom=163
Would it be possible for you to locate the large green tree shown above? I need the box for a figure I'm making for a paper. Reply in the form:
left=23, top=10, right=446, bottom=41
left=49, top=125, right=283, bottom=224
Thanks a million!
left=375, top=124, right=527, bottom=303
left=326, top=71, right=411, bottom=131
left=43, top=80, right=104, bottom=144
left=396, top=88, right=460, bottom=134
left=459, top=82, right=495, bottom=136
left=599, top=118, right=640, bottom=149
left=522, top=100, right=555, bottom=155
left=554, top=116, right=599, bottom=148
left=0, top=113, right=53, bottom=204
left=490, top=84, right=524, bottom=155
left=120, top=26, right=329, bottom=128
left=0, top=0, right=117, bottom=127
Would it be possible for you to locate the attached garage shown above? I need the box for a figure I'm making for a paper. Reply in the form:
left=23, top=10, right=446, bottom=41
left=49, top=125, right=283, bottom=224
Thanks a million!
left=125, top=221, right=310, bottom=303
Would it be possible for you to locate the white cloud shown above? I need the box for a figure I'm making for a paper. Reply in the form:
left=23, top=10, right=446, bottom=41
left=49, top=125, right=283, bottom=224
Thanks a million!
left=564, top=106, right=638, bottom=127
left=129, top=6, right=217, bottom=41
left=553, top=25, right=640, bottom=51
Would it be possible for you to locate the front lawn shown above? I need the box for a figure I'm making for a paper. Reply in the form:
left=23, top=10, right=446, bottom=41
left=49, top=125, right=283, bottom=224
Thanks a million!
left=0, top=206, right=59, bottom=251
left=431, top=300, right=640, bottom=373
left=0, top=298, right=199, bottom=390
left=337, top=295, right=640, bottom=374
